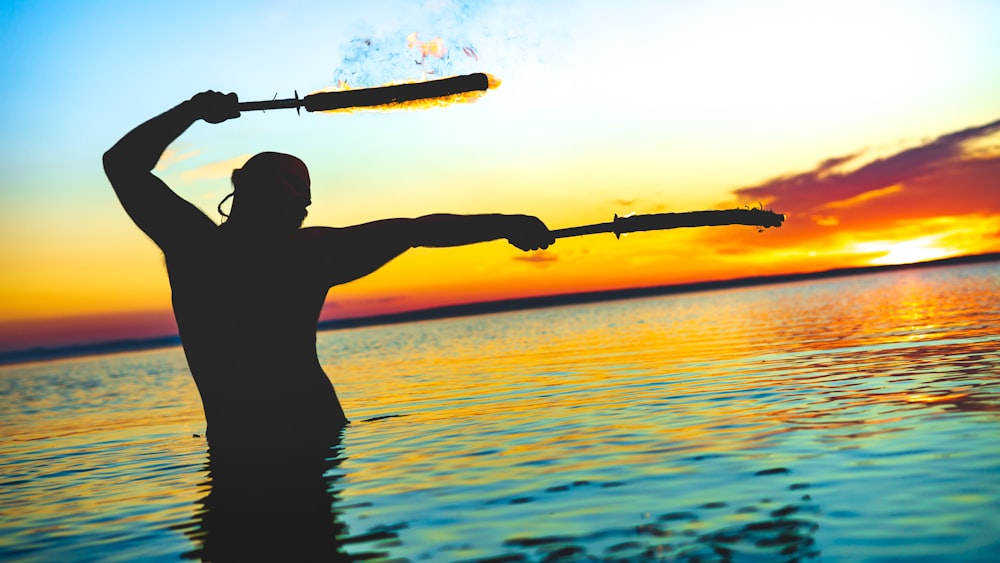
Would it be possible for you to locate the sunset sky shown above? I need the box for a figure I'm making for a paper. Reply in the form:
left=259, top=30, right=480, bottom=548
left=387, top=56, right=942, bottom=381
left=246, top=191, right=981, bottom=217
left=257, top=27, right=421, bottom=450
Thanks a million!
left=1, top=0, right=998, bottom=353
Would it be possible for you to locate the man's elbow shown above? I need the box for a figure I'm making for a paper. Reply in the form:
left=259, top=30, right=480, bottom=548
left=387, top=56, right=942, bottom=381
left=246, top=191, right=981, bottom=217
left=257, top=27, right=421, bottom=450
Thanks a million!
left=102, top=147, right=124, bottom=179
left=102, top=146, right=142, bottom=183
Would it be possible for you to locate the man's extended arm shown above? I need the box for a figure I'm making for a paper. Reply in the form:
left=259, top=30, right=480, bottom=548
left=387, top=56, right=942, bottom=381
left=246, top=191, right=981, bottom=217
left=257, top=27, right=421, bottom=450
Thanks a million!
left=304, top=213, right=555, bottom=287
left=103, top=91, right=239, bottom=250
left=392, top=213, right=552, bottom=251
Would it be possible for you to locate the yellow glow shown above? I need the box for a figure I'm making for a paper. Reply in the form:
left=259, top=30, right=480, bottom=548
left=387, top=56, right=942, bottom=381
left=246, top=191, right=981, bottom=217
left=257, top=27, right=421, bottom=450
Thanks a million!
left=906, top=391, right=972, bottom=404
left=845, top=215, right=1000, bottom=266
left=854, top=236, right=956, bottom=266
left=179, top=154, right=253, bottom=182
left=825, top=185, right=903, bottom=209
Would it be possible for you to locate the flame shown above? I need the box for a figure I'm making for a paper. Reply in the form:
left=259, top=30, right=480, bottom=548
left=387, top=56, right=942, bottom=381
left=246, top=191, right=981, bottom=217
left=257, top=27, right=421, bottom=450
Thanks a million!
left=408, top=32, right=448, bottom=79
left=407, top=32, right=447, bottom=59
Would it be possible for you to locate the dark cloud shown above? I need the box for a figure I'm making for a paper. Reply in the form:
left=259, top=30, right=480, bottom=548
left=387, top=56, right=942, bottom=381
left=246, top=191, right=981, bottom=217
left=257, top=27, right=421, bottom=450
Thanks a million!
left=322, top=296, right=404, bottom=309
left=513, top=251, right=559, bottom=266
left=816, top=153, right=862, bottom=172
left=692, top=119, right=1000, bottom=255
left=735, top=118, right=1000, bottom=214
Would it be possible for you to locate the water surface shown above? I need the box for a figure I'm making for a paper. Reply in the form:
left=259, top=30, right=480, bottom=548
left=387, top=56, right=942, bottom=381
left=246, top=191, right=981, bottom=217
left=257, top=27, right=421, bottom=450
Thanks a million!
left=1, top=263, right=998, bottom=561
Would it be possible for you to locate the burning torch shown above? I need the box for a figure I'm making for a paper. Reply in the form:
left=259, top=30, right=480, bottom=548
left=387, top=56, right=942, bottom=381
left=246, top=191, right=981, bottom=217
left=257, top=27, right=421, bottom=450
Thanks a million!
left=237, top=73, right=494, bottom=114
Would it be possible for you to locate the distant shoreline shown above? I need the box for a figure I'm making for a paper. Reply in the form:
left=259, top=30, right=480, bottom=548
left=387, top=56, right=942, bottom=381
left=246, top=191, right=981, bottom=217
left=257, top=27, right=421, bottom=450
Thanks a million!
left=3, top=252, right=997, bottom=366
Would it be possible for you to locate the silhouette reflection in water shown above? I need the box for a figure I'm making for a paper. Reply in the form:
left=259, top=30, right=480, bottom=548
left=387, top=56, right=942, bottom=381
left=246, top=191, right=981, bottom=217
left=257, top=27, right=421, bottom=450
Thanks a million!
left=183, top=430, right=356, bottom=561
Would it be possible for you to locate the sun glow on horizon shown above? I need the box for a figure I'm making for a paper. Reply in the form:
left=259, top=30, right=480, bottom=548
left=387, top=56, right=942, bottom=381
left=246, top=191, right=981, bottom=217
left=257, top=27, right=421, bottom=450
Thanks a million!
left=854, top=236, right=957, bottom=266
left=847, top=215, right=1000, bottom=267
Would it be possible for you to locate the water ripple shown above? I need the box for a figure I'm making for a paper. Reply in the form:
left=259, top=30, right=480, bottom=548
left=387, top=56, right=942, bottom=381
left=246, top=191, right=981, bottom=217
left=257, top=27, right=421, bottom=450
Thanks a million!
left=1, top=263, right=998, bottom=560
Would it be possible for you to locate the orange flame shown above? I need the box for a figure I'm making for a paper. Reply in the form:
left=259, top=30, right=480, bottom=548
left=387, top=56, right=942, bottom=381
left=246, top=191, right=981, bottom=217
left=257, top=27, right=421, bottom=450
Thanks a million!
left=407, top=32, right=447, bottom=59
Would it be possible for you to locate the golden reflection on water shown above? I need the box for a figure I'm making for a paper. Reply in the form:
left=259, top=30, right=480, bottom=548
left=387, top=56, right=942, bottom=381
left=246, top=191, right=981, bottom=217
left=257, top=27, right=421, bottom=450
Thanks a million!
left=326, top=266, right=999, bottom=530
left=1, top=349, right=208, bottom=557
left=2, top=264, right=998, bottom=560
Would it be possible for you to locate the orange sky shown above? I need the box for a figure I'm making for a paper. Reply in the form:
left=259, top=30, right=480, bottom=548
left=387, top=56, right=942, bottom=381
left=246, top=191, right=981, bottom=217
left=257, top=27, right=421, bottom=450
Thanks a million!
left=10, top=117, right=996, bottom=356
left=318, top=118, right=1000, bottom=319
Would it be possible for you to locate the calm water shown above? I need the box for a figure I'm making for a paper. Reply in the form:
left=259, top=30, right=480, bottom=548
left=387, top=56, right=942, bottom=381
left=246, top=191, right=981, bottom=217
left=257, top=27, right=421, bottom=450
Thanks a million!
left=1, top=263, right=998, bottom=561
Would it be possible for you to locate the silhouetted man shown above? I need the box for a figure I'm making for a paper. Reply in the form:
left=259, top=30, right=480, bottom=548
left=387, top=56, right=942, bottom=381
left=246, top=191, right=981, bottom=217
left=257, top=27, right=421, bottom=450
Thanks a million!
left=104, top=91, right=554, bottom=445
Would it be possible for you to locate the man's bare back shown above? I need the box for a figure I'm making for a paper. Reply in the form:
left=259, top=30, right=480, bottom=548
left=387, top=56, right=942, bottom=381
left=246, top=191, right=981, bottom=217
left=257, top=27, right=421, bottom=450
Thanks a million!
left=104, top=91, right=554, bottom=444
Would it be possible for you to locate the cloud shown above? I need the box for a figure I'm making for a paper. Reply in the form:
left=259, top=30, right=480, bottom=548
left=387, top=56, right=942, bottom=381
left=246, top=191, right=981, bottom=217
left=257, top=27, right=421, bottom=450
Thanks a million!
left=734, top=118, right=1000, bottom=215
left=687, top=119, right=1000, bottom=265
left=323, top=296, right=404, bottom=309
left=513, top=250, right=558, bottom=266
left=153, top=147, right=199, bottom=172
left=178, top=154, right=254, bottom=182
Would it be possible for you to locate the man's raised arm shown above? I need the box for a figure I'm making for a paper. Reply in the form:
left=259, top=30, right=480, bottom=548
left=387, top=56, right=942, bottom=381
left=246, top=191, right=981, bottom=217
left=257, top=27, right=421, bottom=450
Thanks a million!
left=103, top=91, right=239, bottom=250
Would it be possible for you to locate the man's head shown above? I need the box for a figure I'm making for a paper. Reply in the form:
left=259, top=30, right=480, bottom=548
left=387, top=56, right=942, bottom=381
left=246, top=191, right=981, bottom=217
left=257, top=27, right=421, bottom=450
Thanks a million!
left=222, top=152, right=312, bottom=232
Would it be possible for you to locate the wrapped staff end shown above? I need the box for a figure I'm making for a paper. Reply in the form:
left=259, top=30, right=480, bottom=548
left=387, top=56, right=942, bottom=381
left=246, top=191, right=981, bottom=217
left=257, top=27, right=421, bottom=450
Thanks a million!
left=551, top=208, right=786, bottom=239
left=611, top=208, right=785, bottom=238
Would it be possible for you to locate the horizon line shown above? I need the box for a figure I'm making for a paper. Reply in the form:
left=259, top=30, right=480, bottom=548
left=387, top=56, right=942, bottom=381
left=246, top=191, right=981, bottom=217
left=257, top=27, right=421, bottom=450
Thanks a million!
left=2, top=251, right=997, bottom=367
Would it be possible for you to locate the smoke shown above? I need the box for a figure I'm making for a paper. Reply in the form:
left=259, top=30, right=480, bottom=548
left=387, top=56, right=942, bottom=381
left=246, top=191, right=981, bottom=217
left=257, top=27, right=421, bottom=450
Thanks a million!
left=329, top=0, right=564, bottom=87
left=331, top=32, right=480, bottom=87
